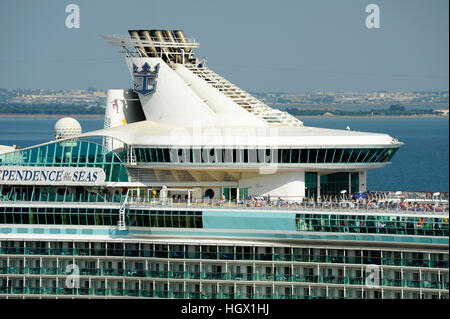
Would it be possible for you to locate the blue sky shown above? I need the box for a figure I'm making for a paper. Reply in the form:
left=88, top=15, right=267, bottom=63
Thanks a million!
left=0, top=0, right=448, bottom=92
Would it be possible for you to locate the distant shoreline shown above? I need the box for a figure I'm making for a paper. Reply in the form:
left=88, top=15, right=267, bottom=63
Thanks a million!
left=0, top=113, right=104, bottom=118
left=299, top=114, right=449, bottom=119
left=0, top=113, right=448, bottom=119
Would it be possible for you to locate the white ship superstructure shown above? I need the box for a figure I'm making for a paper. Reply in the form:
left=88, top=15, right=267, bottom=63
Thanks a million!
left=0, top=29, right=447, bottom=299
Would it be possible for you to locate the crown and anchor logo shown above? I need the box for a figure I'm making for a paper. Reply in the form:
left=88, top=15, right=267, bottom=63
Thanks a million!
left=132, top=62, right=160, bottom=95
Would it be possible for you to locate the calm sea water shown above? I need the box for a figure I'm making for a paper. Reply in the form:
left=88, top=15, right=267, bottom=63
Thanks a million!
left=0, top=116, right=448, bottom=192
left=303, top=117, right=449, bottom=192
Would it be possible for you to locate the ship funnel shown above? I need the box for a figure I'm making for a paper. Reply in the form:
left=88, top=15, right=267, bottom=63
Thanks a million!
left=162, top=30, right=179, bottom=63
left=139, top=30, right=159, bottom=57
left=150, top=30, right=173, bottom=62
left=173, top=30, right=192, bottom=62
left=103, top=89, right=146, bottom=151
left=115, top=29, right=198, bottom=64
left=128, top=30, right=148, bottom=57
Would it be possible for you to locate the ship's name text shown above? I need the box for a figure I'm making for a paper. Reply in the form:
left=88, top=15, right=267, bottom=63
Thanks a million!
left=0, top=166, right=105, bottom=185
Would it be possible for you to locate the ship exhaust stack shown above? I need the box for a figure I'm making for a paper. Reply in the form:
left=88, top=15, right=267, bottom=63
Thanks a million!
left=140, top=30, right=159, bottom=57
left=150, top=30, right=172, bottom=62
left=173, top=30, right=192, bottom=63
left=108, top=29, right=199, bottom=64
left=162, top=30, right=179, bottom=63
left=129, top=30, right=148, bottom=57
left=103, top=89, right=146, bottom=151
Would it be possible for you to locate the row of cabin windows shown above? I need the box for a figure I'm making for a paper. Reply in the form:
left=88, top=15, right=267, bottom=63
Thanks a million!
left=296, top=213, right=449, bottom=237
left=132, top=147, right=398, bottom=164
left=0, top=207, right=202, bottom=228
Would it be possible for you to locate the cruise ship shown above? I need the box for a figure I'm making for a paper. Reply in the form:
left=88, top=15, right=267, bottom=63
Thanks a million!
left=0, top=29, right=448, bottom=299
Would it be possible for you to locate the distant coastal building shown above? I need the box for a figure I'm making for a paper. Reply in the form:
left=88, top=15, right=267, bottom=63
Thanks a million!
left=433, top=108, right=449, bottom=115
left=0, top=145, right=18, bottom=155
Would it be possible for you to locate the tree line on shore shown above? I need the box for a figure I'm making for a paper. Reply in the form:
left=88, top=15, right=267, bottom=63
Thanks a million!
left=0, top=102, right=440, bottom=117
left=0, top=103, right=104, bottom=114
left=285, top=104, right=437, bottom=116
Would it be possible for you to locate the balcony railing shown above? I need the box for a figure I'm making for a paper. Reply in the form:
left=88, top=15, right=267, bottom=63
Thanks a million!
left=0, top=284, right=448, bottom=298
left=1, top=247, right=448, bottom=269
left=0, top=267, right=448, bottom=290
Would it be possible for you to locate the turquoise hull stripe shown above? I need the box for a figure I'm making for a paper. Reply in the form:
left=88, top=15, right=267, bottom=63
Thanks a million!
left=131, top=229, right=448, bottom=245
left=0, top=227, right=129, bottom=237
left=1, top=227, right=447, bottom=245
left=202, top=210, right=297, bottom=231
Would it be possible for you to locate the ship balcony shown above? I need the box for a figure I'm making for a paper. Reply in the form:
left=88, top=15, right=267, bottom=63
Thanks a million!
left=0, top=284, right=448, bottom=298
left=0, top=287, right=167, bottom=298
left=1, top=265, right=448, bottom=290
left=1, top=192, right=448, bottom=225
left=128, top=198, right=448, bottom=216
left=1, top=247, right=449, bottom=269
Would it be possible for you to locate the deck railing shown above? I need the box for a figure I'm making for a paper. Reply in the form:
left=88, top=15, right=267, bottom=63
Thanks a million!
left=1, top=190, right=448, bottom=214
left=126, top=196, right=449, bottom=215
left=0, top=267, right=448, bottom=291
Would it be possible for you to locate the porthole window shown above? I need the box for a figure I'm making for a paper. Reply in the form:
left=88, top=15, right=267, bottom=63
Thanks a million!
left=205, top=189, right=215, bottom=199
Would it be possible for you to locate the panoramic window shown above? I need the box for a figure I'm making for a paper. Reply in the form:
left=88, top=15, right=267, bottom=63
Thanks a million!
left=0, top=140, right=128, bottom=182
left=131, top=147, right=398, bottom=165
